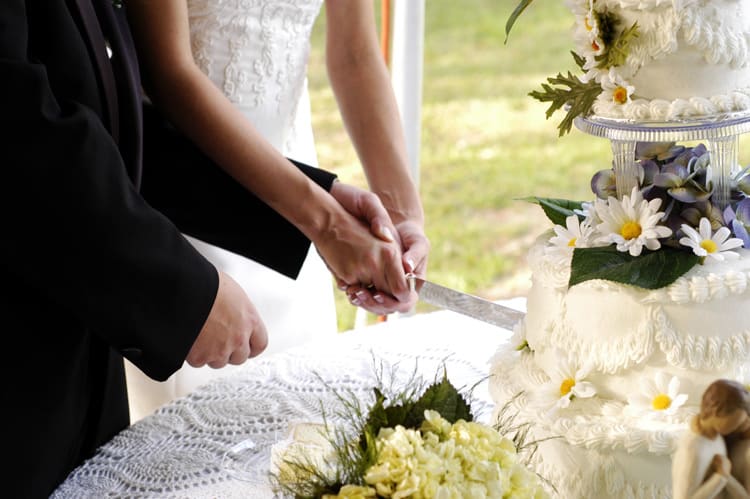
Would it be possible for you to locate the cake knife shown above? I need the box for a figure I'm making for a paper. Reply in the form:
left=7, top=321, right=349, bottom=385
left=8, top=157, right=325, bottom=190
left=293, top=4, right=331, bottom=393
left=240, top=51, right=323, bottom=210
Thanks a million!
left=406, top=274, right=525, bottom=330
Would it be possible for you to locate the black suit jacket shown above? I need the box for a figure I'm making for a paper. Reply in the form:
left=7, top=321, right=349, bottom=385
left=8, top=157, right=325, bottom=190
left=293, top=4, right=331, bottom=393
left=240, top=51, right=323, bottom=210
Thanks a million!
left=0, top=1, right=335, bottom=497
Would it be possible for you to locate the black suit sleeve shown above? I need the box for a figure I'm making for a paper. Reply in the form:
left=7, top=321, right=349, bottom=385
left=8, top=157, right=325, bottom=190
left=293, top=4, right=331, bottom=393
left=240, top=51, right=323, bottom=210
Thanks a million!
left=0, top=1, right=217, bottom=381
left=140, top=104, right=338, bottom=279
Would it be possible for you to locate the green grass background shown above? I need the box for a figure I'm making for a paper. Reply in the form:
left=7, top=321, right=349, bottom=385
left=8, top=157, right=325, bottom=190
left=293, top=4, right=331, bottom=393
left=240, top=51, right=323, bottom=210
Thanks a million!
left=306, top=0, right=750, bottom=330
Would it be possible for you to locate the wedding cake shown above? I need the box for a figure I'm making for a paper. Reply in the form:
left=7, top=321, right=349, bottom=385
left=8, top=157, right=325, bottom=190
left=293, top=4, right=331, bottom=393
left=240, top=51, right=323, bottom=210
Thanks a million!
left=489, top=0, right=750, bottom=497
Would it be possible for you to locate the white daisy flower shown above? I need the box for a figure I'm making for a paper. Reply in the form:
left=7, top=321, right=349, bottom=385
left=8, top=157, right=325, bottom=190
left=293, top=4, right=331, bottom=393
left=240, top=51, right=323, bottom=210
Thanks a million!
left=574, top=201, right=600, bottom=225
left=535, top=350, right=597, bottom=413
left=627, top=372, right=688, bottom=417
left=546, top=215, right=595, bottom=260
left=600, top=67, right=635, bottom=105
left=594, top=186, right=673, bottom=256
left=679, top=217, right=744, bottom=262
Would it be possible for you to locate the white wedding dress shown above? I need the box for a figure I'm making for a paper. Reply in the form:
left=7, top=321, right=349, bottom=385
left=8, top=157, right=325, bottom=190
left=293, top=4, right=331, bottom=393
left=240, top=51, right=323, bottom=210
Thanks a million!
left=126, top=0, right=337, bottom=421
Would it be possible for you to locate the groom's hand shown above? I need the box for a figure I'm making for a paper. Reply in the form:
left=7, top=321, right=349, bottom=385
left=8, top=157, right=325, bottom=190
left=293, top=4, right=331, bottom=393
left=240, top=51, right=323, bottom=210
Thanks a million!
left=186, top=271, right=268, bottom=368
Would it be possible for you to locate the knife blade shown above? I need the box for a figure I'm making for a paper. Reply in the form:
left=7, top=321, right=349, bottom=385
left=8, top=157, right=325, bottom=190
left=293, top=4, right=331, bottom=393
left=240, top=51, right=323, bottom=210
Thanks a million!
left=407, top=274, right=526, bottom=330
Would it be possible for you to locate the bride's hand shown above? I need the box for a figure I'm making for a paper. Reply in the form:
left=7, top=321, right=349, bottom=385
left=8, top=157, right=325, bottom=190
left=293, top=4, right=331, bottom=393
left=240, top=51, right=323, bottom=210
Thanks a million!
left=324, top=182, right=416, bottom=313
left=394, top=219, right=429, bottom=278
left=329, top=181, right=399, bottom=245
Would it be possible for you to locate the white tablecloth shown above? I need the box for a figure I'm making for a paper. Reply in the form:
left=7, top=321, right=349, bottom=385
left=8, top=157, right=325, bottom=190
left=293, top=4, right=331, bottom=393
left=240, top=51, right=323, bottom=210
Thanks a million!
left=53, top=305, right=520, bottom=498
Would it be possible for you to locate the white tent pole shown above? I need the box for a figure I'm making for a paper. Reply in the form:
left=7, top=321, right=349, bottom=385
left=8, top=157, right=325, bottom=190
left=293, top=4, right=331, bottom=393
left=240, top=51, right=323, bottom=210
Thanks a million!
left=390, top=0, right=425, bottom=187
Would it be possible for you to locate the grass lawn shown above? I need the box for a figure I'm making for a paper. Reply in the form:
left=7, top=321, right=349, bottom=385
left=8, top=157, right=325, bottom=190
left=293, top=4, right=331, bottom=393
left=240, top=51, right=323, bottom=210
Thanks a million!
left=307, top=0, right=750, bottom=331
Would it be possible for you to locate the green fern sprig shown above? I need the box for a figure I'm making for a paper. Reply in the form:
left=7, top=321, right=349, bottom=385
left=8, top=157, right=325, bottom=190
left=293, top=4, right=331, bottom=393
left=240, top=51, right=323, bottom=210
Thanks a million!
left=269, top=362, right=476, bottom=498
left=529, top=52, right=603, bottom=136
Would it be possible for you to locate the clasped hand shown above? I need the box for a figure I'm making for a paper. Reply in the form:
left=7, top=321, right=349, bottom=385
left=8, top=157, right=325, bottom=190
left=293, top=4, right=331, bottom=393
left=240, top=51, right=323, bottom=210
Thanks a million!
left=187, top=182, right=427, bottom=369
left=324, top=182, right=428, bottom=316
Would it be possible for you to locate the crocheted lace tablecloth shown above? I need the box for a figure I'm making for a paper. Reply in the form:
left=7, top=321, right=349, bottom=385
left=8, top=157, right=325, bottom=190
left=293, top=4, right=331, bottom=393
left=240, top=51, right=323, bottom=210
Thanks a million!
left=53, top=306, right=520, bottom=498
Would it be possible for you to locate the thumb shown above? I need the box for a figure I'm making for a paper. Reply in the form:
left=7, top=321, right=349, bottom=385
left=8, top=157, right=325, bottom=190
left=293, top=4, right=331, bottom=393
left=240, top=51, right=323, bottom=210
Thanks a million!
left=372, top=221, right=395, bottom=243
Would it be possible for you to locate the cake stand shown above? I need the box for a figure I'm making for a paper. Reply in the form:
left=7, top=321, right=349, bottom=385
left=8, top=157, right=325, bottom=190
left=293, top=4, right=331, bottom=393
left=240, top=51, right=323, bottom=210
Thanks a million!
left=574, top=111, right=750, bottom=208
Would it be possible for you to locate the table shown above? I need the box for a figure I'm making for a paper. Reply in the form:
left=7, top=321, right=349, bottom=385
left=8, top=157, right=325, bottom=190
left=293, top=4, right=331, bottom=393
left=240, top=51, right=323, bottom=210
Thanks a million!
left=53, top=304, right=520, bottom=498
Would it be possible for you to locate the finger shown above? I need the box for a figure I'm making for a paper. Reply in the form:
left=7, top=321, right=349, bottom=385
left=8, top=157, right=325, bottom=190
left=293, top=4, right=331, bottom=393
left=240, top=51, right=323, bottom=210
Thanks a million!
left=401, top=236, right=430, bottom=274
left=348, top=287, right=400, bottom=316
left=347, top=285, right=372, bottom=308
left=207, top=358, right=227, bottom=369
left=335, top=276, right=349, bottom=291
left=359, top=192, right=397, bottom=243
left=228, top=343, right=251, bottom=365
left=372, top=223, right=396, bottom=243
left=228, top=352, right=247, bottom=365
left=248, top=319, right=268, bottom=358
left=381, top=246, right=411, bottom=303
left=369, top=291, right=405, bottom=314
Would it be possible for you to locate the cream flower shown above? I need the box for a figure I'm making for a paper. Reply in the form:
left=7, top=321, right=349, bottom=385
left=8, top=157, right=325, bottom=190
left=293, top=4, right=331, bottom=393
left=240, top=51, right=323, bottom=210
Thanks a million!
left=627, top=372, right=688, bottom=417
left=679, top=217, right=744, bottom=262
left=546, top=214, right=596, bottom=260
left=600, top=67, right=635, bottom=105
left=535, top=350, right=596, bottom=413
left=594, top=186, right=673, bottom=256
left=360, top=411, right=549, bottom=499
left=323, top=485, right=377, bottom=499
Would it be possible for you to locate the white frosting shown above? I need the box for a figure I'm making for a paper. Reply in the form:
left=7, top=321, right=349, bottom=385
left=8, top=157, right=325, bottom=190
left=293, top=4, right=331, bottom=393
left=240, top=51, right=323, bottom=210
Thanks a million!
left=572, top=0, right=750, bottom=120
left=490, top=238, right=750, bottom=498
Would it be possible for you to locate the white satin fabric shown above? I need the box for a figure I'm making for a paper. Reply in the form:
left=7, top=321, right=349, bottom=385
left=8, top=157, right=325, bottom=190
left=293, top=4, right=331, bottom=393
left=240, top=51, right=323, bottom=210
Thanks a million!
left=126, top=0, right=337, bottom=422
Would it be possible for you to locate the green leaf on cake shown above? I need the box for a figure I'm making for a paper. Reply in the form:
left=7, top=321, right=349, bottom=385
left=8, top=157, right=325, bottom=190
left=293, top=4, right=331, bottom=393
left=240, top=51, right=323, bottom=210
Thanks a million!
left=596, top=21, right=639, bottom=70
left=520, top=196, right=585, bottom=226
left=569, top=245, right=700, bottom=289
left=530, top=52, right=603, bottom=136
left=504, top=0, right=535, bottom=43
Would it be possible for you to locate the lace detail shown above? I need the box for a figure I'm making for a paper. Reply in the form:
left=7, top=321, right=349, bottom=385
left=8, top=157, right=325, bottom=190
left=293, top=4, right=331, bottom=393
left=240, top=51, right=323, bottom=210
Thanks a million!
left=186, top=0, right=324, bottom=156
left=54, top=312, right=504, bottom=498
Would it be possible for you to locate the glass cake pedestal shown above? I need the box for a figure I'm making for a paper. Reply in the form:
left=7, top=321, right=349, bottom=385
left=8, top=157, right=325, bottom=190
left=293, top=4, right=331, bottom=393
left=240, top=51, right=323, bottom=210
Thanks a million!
left=574, top=111, right=750, bottom=207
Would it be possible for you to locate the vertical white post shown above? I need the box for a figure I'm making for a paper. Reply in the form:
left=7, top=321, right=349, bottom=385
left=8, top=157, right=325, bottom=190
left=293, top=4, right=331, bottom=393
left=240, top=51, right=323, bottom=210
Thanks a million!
left=390, top=0, right=425, bottom=186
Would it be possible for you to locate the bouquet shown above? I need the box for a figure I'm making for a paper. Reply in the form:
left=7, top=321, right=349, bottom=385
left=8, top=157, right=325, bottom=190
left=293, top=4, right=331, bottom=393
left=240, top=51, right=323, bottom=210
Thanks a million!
left=270, top=368, right=548, bottom=499
left=527, top=142, right=750, bottom=289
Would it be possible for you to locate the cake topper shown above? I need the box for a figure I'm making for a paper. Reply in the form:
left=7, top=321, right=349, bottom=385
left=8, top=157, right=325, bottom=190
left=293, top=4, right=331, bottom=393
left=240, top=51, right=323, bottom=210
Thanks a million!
left=671, top=379, right=750, bottom=499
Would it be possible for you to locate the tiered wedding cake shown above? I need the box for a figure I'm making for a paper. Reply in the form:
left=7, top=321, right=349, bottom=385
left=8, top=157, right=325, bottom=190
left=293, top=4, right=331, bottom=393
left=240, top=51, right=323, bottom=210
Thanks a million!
left=489, top=1, right=750, bottom=497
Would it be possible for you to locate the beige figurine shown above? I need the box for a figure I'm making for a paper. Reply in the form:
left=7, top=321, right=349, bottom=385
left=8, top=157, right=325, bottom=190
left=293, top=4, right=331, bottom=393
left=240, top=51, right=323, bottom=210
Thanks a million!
left=729, top=413, right=750, bottom=493
left=672, top=379, right=750, bottom=499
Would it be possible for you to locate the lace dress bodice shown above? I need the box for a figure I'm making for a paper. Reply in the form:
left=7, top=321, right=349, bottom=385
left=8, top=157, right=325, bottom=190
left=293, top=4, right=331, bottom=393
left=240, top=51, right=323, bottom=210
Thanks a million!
left=187, top=0, right=324, bottom=162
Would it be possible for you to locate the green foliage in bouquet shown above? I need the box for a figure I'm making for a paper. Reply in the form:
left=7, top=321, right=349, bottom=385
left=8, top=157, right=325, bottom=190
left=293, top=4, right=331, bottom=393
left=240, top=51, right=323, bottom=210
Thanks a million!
left=271, top=365, right=548, bottom=499
left=362, top=375, right=473, bottom=447
left=271, top=368, right=474, bottom=498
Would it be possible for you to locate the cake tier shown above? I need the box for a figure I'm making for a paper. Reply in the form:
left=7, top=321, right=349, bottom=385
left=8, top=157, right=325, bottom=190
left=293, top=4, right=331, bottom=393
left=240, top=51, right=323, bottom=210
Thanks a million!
left=488, top=239, right=750, bottom=496
left=490, top=353, right=675, bottom=498
left=524, top=238, right=750, bottom=404
left=576, top=0, right=750, bottom=121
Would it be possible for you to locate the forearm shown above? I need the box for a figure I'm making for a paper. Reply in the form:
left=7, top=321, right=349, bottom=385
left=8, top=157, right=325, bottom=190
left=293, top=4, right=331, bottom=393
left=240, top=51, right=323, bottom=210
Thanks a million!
left=128, top=0, right=342, bottom=243
left=148, top=66, right=339, bottom=237
left=329, top=57, right=423, bottom=226
left=326, top=6, right=423, bottom=226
